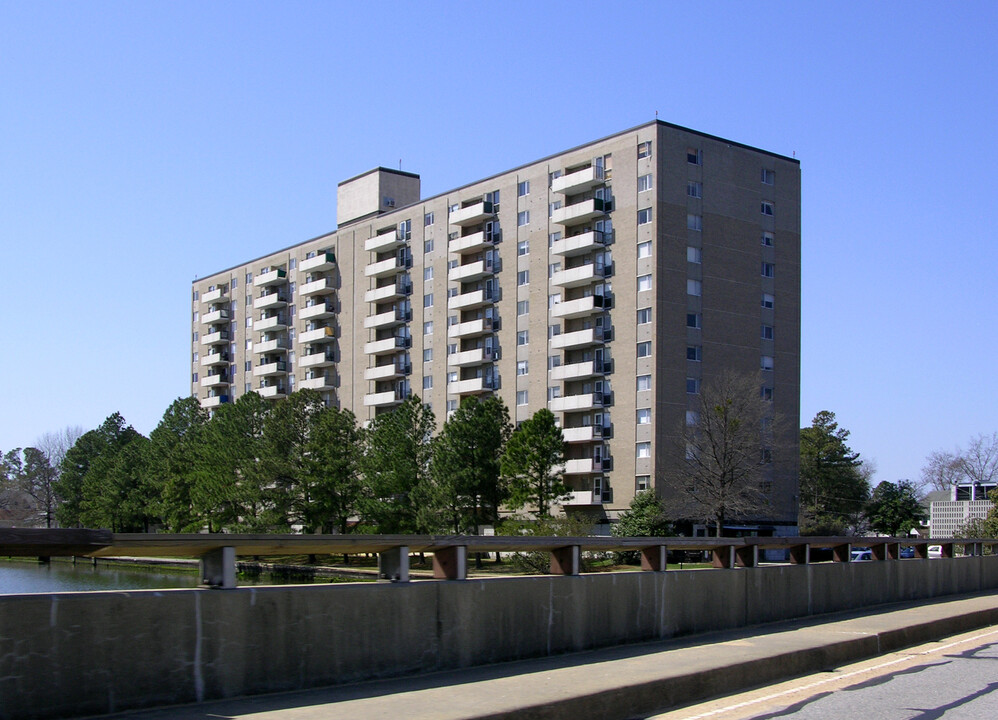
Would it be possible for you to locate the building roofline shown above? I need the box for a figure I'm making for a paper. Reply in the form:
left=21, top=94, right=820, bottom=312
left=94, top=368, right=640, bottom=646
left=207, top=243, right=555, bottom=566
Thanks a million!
left=336, top=166, right=421, bottom=186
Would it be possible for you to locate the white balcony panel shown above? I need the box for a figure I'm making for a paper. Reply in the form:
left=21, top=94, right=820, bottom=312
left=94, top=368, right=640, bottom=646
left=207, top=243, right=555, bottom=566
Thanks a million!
left=254, top=315, right=287, bottom=332
left=364, top=363, right=404, bottom=381
left=448, top=230, right=496, bottom=255
left=550, top=231, right=607, bottom=257
left=363, top=390, right=402, bottom=407
left=200, top=395, right=229, bottom=409
left=254, top=269, right=287, bottom=287
left=549, top=393, right=599, bottom=413
left=551, top=198, right=605, bottom=227
left=551, top=166, right=604, bottom=195
left=200, top=374, right=228, bottom=388
left=564, top=458, right=595, bottom=475
left=447, top=317, right=494, bottom=338
left=447, top=289, right=494, bottom=310
left=550, top=361, right=597, bottom=382
left=448, top=259, right=496, bottom=282
left=253, top=293, right=287, bottom=310
left=300, top=326, right=336, bottom=344
left=201, top=332, right=230, bottom=346
left=257, top=385, right=287, bottom=399
left=254, top=362, right=288, bottom=377
left=365, top=232, right=403, bottom=253
left=299, top=252, right=336, bottom=273
left=300, top=352, right=335, bottom=368
left=562, top=426, right=597, bottom=444
left=365, top=337, right=409, bottom=355
left=201, top=288, right=225, bottom=303
left=299, top=375, right=334, bottom=390
left=365, top=282, right=408, bottom=303
left=255, top=338, right=288, bottom=354
left=202, top=309, right=230, bottom=325
left=447, top=377, right=495, bottom=395
left=550, top=264, right=603, bottom=288
left=449, top=200, right=494, bottom=227
left=561, top=490, right=601, bottom=506
left=550, top=327, right=606, bottom=350
left=367, top=257, right=406, bottom=279
left=299, top=302, right=334, bottom=320
left=551, top=295, right=608, bottom=319
left=447, top=347, right=495, bottom=368
left=299, top=278, right=335, bottom=296
left=200, top=352, right=228, bottom=367
left=364, top=309, right=405, bottom=329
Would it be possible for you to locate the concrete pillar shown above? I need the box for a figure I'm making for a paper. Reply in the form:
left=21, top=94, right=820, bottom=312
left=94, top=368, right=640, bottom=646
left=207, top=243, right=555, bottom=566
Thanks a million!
left=432, top=546, right=467, bottom=580
left=200, top=547, right=236, bottom=589
left=640, top=545, right=667, bottom=572
left=887, top=542, right=900, bottom=560
left=735, top=545, right=758, bottom=568
left=914, top=543, right=929, bottom=560
left=378, top=546, right=410, bottom=582
left=832, top=544, right=851, bottom=563
left=549, top=545, right=580, bottom=575
left=939, top=543, right=954, bottom=559
left=789, top=543, right=809, bottom=564
left=711, top=545, right=733, bottom=569
left=871, top=543, right=887, bottom=561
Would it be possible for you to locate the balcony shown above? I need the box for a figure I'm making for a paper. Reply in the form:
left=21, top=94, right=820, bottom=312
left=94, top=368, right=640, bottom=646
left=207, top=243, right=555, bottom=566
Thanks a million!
left=549, top=327, right=609, bottom=350
left=449, top=200, right=494, bottom=227
left=562, top=425, right=610, bottom=444
left=447, top=347, right=496, bottom=368
left=255, top=338, right=288, bottom=354
left=448, top=257, right=497, bottom=283
left=254, top=361, right=288, bottom=377
left=202, top=309, right=230, bottom=325
left=447, top=317, right=494, bottom=338
left=365, top=231, right=403, bottom=253
left=200, top=352, right=229, bottom=367
left=299, top=252, right=336, bottom=273
left=364, top=362, right=409, bottom=381
left=365, top=279, right=411, bottom=303
left=200, top=394, right=230, bottom=409
left=300, top=326, right=335, bottom=344
left=549, top=360, right=609, bottom=382
left=447, top=288, right=495, bottom=311
left=201, top=330, right=230, bottom=346
left=364, top=307, right=410, bottom=330
left=550, top=263, right=611, bottom=288
left=299, top=374, right=334, bottom=391
left=561, top=490, right=602, bottom=506
left=563, top=457, right=612, bottom=475
left=551, top=198, right=606, bottom=227
left=550, top=230, right=607, bottom=257
left=363, top=389, right=405, bottom=407
left=299, top=277, right=335, bottom=296
left=200, top=374, right=228, bottom=388
left=253, top=292, right=287, bottom=310
left=364, top=335, right=411, bottom=356
left=448, top=229, right=499, bottom=255
left=552, top=165, right=604, bottom=196
left=299, top=301, right=334, bottom=320
left=257, top=384, right=287, bottom=399
left=365, top=255, right=409, bottom=279
left=254, top=314, right=287, bottom=332
left=549, top=392, right=605, bottom=413
left=447, top=376, right=498, bottom=395
left=299, top=351, right=336, bottom=369
left=551, top=294, right=610, bottom=319
left=201, top=288, right=226, bottom=303
left=254, top=268, right=287, bottom=287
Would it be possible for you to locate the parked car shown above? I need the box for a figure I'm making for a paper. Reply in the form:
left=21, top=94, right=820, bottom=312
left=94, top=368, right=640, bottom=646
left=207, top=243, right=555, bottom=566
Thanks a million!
left=899, top=546, right=916, bottom=558
left=928, top=545, right=943, bottom=558
left=851, top=548, right=872, bottom=562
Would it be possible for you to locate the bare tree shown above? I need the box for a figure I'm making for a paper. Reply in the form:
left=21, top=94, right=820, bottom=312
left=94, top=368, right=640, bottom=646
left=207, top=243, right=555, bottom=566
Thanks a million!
left=920, top=432, right=998, bottom=495
left=920, top=450, right=965, bottom=493
left=659, top=372, right=774, bottom=536
left=33, top=426, right=84, bottom=527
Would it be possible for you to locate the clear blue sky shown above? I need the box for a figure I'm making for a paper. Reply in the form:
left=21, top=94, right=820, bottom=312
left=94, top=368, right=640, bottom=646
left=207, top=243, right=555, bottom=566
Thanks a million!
left=2, top=1, right=995, bottom=486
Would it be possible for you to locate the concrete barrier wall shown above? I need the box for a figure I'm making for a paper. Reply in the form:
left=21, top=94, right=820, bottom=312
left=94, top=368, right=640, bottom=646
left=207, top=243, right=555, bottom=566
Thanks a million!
left=2, top=557, right=997, bottom=719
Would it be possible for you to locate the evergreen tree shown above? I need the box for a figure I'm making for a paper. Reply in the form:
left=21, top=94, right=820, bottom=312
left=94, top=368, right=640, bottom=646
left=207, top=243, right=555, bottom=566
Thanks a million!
left=80, top=434, right=153, bottom=531
left=500, top=408, right=567, bottom=518
left=865, top=480, right=927, bottom=537
left=147, top=397, right=210, bottom=532
left=799, top=410, right=871, bottom=534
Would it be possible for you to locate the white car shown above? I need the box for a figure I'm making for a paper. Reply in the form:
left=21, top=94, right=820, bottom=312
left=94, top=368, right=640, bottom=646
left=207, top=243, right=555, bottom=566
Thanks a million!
left=928, top=545, right=943, bottom=558
left=851, top=548, right=873, bottom=562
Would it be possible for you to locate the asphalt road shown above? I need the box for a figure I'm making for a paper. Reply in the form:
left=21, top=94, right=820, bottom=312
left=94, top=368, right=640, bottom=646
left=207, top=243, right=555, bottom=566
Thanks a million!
left=649, top=627, right=998, bottom=720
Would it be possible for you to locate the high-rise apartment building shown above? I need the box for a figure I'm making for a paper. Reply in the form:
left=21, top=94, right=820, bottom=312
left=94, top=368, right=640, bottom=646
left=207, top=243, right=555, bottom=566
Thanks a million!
left=190, top=120, right=801, bottom=533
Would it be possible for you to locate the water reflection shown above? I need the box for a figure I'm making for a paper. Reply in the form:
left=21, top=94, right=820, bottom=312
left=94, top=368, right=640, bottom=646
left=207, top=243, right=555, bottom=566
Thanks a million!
left=0, top=559, right=197, bottom=594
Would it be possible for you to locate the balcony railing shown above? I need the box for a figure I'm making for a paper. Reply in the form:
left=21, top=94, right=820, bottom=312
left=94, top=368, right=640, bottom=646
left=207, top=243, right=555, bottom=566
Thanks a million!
left=551, top=294, right=610, bottom=320
left=447, top=347, right=496, bottom=368
left=447, top=287, right=496, bottom=311
left=550, top=230, right=607, bottom=257
left=449, top=200, right=494, bottom=226
left=202, top=309, right=230, bottom=325
left=253, top=292, right=288, bottom=310
left=254, top=314, right=287, bottom=332
left=364, top=361, right=410, bottom=381
left=447, top=317, right=494, bottom=338
left=549, top=360, right=609, bottom=382
left=253, top=361, right=288, bottom=377
left=447, top=375, right=498, bottom=395
left=255, top=338, right=288, bottom=354
left=257, top=384, right=287, bottom=399
left=551, top=198, right=606, bottom=227
left=201, top=287, right=226, bottom=303
left=551, top=165, right=605, bottom=196
left=548, top=392, right=605, bottom=413
left=299, top=351, right=336, bottom=368
left=364, top=335, right=411, bottom=355
left=299, top=252, right=336, bottom=273
left=448, top=257, right=498, bottom=282
left=550, top=263, right=612, bottom=288
left=549, top=326, right=610, bottom=350
left=299, top=277, right=335, bottom=296
left=201, top=330, right=230, bottom=346
left=448, top=229, right=500, bottom=255
left=365, top=231, right=404, bottom=253
left=199, top=394, right=230, bottom=409
left=299, top=326, right=335, bottom=344
left=299, top=301, right=335, bottom=320
left=364, top=306, right=411, bottom=329
left=254, top=268, right=287, bottom=287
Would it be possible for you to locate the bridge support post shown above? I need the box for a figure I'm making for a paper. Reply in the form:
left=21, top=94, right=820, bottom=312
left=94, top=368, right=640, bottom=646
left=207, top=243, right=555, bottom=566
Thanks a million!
left=432, top=546, right=466, bottom=580
left=712, top=545, right=733, bottom=569
left=735, top=545, right=757, bottom=568
left=939, top=543, right=954, bottom=559
left=549, top=545, right=580, bottom=575
left=914, top=543, right=929, bottom=560
left=200, top=547, right=236, bottom=589
left=832, top=544, right=851, bottom=563
left=640, top=545, right=667, bottom=571
left=789, top=543, right=809, bottom=564
left=871, top=543, right=887, bottom=561
left=378, top=546, right=410, bottom=582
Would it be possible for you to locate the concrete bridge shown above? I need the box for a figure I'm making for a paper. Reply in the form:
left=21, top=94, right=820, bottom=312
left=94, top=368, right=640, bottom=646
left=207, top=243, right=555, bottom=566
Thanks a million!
left=1, top=529, right=997, bottom=719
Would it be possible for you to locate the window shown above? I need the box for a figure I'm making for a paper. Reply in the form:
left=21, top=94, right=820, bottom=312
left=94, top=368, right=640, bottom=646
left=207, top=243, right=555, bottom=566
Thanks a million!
left=447, top=343, right=457, bottom=355
left=547, top=386, right=561, bottom=400
left=448, top=371, right=458, bottom=383
left=548, top=231, right=562, bottom=246
left=548, top=293, right=561, bottom=308
left=637, top=208, right=652, bottom=225
left=761, top=231, right=774, bottom=247
left=423, top=321, right=434, bottom=335
left=636, top=374, right=651, bottom=391
left=424, top=238, right=435, bottom=254
left=687, top=345, right=702, bottom=361
left=687, top=214, right=702, bottom=231
left=447, top=287, right=458, bottom=298
left=423, top=348, right=433, bottom=362
left=761, top=355, right=774, bottom=371
left=636, top=308, right=652, bottom=324
left=449, top=203, right=459, bottom=214
left=485, top=190, right=500, bottom=209
left=447, top=314, right=458, bottom=326
left=687, top=246, right=702, bottom=263
left=447, top=259, right=459, bottom=270
left=761, top=293, right=775, bottom=309
left=636, top=442, right=651, bottom=459
left=637, top=141, right=652, bottom=159
left=423, top=376, right=433, bottom=390
left=549, top=169, right=562, bottom=184
left=518, top=270, right=529, bottom=286
left=637, top=274, right=652, bottom=292
left=636, top=475, right=650, bottom=492
left=761, top=324, right=774, bottom=340
left=424, top=267, right=433, bottom=281
left=231, top=278, right=237, bottom=288
left=517, top=180, right=530, bottom=196
left=761, top=386, right=774, bottom=401
left=246, top=272, right=253, bottom=283
left=761, top=201, right=774, bottom=216
left=761, top=168, right=775, bottom=185
left=517, top=300, right=529, bottom=315
left=687, top=377, right=700, bottom=394
left=637, top=341, right=652, bottom=358
left=245, top=361, right=252, bottom=372
left=548, top=262, right=561, bottom=278
left=424, top=211, right=435, bottom=226
left=761, top=262, right=775, bottom=278
left=687, top=181, right=702, bottom=198
left=637, top=241, right=652, bottom=259
left=687, top=313, right=701, bottom=329
left=516, top=390, right=528, bottom=406
left=636, top=408, right=651, bottom=425
left=687, top=148, right=702, bottom=165
left=447, top=399, right=458, bottom=413
left=637, top=174, right=653, bottom=192
left=548, top=324, right=560, bottom=338
left=516, top=360, right=528, bottom=376
left=246, top=317, right=252, bottom=328
left=548, top=355, right=561, bottom=369
left=687, top=279, right=702, bottom=296
left=517, top=330, right=529, bottom=346
left=686, top=411, right=699, bottom=427
left=423, top=293, right=433, bottom=308
left=517, top=210, right=530, bottom=226
left=517, top=239, right=529, bottom=256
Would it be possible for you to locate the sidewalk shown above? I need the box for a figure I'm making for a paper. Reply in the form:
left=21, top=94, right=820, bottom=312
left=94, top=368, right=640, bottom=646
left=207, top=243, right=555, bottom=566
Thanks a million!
left=100, top=591, right=998, bottom=720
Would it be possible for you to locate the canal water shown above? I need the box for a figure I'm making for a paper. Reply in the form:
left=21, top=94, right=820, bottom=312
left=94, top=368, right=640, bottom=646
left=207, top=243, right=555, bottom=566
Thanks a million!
left=0, top=559, right=199, bottom=594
